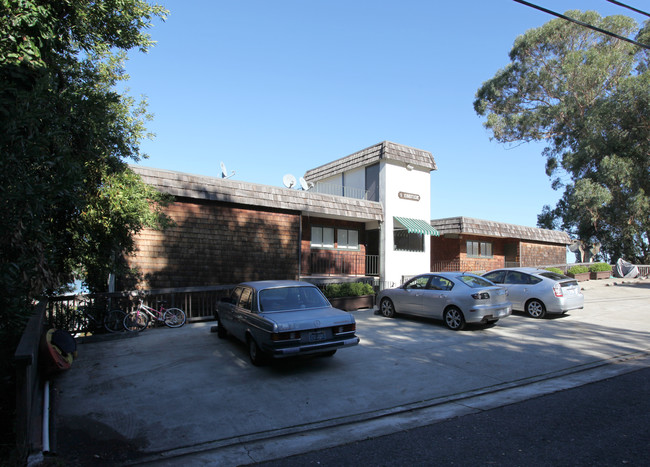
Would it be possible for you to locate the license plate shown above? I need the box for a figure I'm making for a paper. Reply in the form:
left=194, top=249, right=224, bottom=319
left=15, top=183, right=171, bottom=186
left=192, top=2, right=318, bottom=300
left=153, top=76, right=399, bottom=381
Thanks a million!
left=309, top=331, right=326, bottom=342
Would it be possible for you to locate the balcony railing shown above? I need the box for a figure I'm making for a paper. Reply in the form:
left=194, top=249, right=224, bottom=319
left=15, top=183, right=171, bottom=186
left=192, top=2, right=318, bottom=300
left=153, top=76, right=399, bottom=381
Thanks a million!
left=308, top=252, right=379, bottom=276
left=310, top=182, right=369, bottom=200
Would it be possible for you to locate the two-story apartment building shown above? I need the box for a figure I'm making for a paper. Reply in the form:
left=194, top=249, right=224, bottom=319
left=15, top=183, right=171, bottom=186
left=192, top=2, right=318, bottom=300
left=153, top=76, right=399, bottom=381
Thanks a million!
left=125, top=141, right=570, bottom=290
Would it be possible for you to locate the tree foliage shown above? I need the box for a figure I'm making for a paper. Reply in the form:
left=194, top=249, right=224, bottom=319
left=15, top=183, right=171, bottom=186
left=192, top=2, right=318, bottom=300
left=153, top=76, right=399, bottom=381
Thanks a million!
left=0, top=0, right=170, bottom=359
left=474, top=10, right=650, bottom=263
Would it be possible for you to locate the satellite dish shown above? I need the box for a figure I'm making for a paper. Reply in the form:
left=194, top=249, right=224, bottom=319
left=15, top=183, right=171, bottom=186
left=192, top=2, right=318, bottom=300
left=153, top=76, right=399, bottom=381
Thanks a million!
left=283, top=174, right=297, bottom=188
left=220, top=161, right=235, bottom=179
left=299, top=177, right=311, bottom=191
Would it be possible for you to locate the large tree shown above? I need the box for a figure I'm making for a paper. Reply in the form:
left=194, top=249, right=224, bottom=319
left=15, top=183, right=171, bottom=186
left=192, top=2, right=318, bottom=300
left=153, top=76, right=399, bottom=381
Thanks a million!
left=0, top=0, right=171, bottom=384
left=474, top=10, right=650, bottom=263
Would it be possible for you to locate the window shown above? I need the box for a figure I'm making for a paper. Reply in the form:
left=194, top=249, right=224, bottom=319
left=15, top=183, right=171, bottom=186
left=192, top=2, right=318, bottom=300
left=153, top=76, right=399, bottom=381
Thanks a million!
left=239, top=287, right=253, bottom=311
left=466, top=240, right=493, bottom=258
left=405, top=275, right=430, bottom=290
left=394, top=229, right=424, bottom=252
left=311, top=226, right=334, bottom=248
left=337, top=229, right=359, bottom=250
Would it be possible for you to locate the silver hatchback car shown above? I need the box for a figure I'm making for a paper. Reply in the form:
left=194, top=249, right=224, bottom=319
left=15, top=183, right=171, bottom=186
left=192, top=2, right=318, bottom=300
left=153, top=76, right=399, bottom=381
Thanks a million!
left=376, top=272, right=512, bottom=330
left=482, top=267, right=584, bottom=318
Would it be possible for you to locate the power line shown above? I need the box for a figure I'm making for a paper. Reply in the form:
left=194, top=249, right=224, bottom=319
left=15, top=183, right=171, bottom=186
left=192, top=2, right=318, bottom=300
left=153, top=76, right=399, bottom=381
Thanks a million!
left=605, top=0, right=650, bottom=18
left=513, top=0, right=650, bottom=50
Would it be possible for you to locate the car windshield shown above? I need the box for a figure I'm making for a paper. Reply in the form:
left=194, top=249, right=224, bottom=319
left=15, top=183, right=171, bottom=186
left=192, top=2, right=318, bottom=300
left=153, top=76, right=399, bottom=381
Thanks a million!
left=259, top=286, right=330, bottom=312
left=458, top=275, right=495, bottom=288
left=538, top=272, right=570, bottom=281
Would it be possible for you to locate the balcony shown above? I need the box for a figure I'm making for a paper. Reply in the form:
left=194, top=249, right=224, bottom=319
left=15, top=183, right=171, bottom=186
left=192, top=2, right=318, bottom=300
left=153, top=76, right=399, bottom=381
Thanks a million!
left=307, top=251, right=379, bottom=276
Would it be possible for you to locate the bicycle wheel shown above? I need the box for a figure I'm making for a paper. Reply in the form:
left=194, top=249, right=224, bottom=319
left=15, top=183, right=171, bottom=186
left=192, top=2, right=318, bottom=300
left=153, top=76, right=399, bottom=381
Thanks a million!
left=163, top=308, right=186, bottom=328
left=124, top=311, right=149, bottom=332
left=104, top=309, right=126, bottom=333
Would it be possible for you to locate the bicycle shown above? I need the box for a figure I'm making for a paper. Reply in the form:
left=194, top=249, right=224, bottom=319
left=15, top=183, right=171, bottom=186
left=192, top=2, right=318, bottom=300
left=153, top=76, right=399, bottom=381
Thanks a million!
left=123, top=298, right=186, bottom=332
left=67, top=297, right=126, bottom=335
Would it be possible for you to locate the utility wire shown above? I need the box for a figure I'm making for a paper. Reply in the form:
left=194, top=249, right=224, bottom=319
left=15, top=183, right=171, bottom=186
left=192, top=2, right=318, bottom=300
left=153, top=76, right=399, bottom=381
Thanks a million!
left=513, top=0, right=650, bottom=50
left=605, top=0, right=650, bottom=18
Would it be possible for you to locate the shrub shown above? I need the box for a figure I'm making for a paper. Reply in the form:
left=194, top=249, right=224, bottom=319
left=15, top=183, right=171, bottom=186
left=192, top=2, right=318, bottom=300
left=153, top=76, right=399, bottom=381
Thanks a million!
left=545, top=267, right=564, bottom=274
left=568, top=265, right=589, bottom=275
left=589, top=262, right=612, bottom=272
left=323, top=282, right=374, bottom=298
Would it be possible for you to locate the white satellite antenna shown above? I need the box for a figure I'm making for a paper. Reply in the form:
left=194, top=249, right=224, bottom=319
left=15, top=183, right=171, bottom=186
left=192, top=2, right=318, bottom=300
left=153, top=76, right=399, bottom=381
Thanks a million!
left=299, top=177, right=311, bottom=191
left=220, top=161, right=235, bottom=179
left=283, top=174, right=297, bottom=188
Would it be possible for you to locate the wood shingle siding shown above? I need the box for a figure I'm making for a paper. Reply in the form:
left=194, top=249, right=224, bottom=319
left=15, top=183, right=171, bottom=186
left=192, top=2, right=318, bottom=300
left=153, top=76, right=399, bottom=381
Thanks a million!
left=429, top=217, right=571, bottom=244
left=131, top=165, right=384, bottom=223
left=303, top=141, right=437, bottom=182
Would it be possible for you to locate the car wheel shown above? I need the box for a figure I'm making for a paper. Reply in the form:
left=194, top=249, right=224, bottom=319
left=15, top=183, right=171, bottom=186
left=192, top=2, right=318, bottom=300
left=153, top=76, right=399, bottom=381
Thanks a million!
left=526, top=299, right=547, bottom=319
left=444, top=307, right=466, bottom=331
left=216, top=320, right=228, bottom=339
left=380, top=298, right=396, bottom=318
left=248, top=336, right=267, bottom=366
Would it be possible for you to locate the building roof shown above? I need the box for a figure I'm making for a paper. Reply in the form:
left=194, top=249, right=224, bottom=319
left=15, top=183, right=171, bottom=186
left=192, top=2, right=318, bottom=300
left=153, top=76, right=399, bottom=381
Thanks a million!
left=304, top=141, right=437, bottom=182
left=430, top=217, right=571, bottom=244
left=131, top=165, right=384, bottom=222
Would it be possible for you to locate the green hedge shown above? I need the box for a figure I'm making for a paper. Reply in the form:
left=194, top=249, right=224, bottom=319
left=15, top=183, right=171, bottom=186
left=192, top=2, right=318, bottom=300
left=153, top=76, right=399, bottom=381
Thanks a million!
left=568, top=265, right=589, bottom=275
left=323, top=282, right=374, bottom=298
left=589, top=262, right=612, bottom=272
left=545, top=267, right=564, bottom=274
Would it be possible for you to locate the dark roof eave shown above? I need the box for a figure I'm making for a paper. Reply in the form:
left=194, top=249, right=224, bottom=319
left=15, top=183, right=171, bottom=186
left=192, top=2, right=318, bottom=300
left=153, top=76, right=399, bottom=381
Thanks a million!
left=430, top=216, right=571, bottom=244
left=130, top=165, right=383, bottom=222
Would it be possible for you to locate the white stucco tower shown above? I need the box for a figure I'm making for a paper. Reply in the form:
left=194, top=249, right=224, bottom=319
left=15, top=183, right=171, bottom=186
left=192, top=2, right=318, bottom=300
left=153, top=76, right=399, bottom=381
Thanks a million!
left=304, top=141, right=438, bottom=287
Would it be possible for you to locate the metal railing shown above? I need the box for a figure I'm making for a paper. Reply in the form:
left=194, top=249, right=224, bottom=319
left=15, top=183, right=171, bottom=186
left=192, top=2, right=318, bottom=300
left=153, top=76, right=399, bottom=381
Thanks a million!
left=47, top=285, right=233, bottom=333
left=308, top=252, right=379, bottom=276
left=311, top=182, right=369, bottom=200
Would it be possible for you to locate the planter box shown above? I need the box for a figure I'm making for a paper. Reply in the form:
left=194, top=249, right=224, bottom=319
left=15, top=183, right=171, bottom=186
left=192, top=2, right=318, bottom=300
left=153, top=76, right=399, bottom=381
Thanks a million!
left=568, top=272, right=590, bottom=282
left=590, top=271, right=611, bottom=280
left=328, top=295, right=375, bottom=311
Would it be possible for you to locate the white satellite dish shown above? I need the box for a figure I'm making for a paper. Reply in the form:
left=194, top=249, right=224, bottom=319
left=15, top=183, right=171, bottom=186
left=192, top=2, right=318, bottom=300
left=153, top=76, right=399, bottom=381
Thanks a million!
left=299, top=177, right=311, bottom=191
left=283, top=174, right=297, bottom=188
left=220, top=161, right=235, bottom=179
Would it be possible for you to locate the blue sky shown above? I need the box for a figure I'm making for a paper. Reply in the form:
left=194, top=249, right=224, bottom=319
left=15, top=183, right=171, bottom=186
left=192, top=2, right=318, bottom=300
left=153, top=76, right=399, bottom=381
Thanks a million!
left=125, top=0, right=647, bottom=228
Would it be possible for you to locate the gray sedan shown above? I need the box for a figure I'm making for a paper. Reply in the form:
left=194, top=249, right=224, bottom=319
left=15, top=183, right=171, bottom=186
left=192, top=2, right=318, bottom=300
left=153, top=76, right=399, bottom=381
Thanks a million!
left=482, top=267, right=584, bottom=318
left=214, top=280, right=359, bottom=365
left=376, top=273, right=512, bottom=330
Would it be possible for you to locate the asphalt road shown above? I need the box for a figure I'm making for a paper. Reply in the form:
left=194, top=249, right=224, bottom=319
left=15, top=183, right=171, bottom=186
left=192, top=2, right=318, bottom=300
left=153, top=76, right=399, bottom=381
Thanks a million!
left=253, top=367, right=650, bottom=466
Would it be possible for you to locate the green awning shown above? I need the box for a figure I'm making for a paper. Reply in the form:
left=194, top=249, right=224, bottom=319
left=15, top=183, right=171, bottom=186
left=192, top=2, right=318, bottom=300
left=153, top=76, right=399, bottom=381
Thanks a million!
left=394, top=217, right=439, bottom=236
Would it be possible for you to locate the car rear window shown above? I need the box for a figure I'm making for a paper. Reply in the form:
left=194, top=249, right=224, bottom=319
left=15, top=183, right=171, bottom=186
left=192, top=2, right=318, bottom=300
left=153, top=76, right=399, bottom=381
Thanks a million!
left=259, top=286, right=330, bottom=312
left=459, top=275, right=495, bottom=288
left=538, top=272, right=570, bottom=281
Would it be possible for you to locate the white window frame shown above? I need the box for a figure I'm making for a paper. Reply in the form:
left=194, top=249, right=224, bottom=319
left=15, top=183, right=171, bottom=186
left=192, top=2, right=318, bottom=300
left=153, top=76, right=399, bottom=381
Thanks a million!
left=337, top=229, right=359, bottom=250
left=311, top=226, right=334, bottom=249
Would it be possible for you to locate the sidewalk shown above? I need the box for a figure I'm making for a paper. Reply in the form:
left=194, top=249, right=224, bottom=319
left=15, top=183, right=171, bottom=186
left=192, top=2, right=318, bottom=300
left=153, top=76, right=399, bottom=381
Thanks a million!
left=48, top=276, right=650, bottom=466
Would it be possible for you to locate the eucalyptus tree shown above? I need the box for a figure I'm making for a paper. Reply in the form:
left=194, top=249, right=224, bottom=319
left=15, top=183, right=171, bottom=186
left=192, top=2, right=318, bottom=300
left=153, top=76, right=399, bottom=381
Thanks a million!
left=0, top=0, right=171, bottom=345
left=474, top=10, right=650, bottom=263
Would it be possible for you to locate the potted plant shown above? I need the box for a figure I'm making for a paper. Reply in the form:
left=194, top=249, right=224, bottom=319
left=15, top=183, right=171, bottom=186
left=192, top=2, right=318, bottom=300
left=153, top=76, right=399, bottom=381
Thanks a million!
left=567, top=265, right=590, bottom=282
left=323, top=282, right=375, bottom=311
left=589, top=262, right=612, bottom=280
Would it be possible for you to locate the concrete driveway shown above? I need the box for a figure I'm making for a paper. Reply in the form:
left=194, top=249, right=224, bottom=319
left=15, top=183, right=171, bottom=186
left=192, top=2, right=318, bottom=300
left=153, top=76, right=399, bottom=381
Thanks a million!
left=52, top=278, right=650, bottom=466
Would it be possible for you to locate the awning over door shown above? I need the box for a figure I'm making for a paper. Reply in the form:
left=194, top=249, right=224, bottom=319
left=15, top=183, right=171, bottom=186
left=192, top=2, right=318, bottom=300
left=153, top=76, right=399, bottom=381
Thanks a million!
left=394, top=217, right=439, bottom=236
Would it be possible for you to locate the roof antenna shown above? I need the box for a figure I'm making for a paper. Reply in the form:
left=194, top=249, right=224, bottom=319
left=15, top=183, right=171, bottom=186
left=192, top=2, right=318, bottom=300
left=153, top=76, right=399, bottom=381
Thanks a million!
left=283, top=174, right=297, bottom=188
left=220, top=161, right=235, bottom=179
left=299, top=177, right=313, bottom=191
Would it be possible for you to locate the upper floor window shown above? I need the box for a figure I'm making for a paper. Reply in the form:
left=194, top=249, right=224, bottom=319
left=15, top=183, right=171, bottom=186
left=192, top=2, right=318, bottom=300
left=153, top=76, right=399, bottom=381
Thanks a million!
left=467, top=240, right=492, bottom=258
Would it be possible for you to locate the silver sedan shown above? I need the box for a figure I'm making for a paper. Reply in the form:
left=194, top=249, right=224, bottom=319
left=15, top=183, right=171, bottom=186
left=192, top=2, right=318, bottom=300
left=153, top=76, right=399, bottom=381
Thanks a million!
left=482, top=267, right=584, bottom=318
left=376, top=273, right=512, bottom=330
